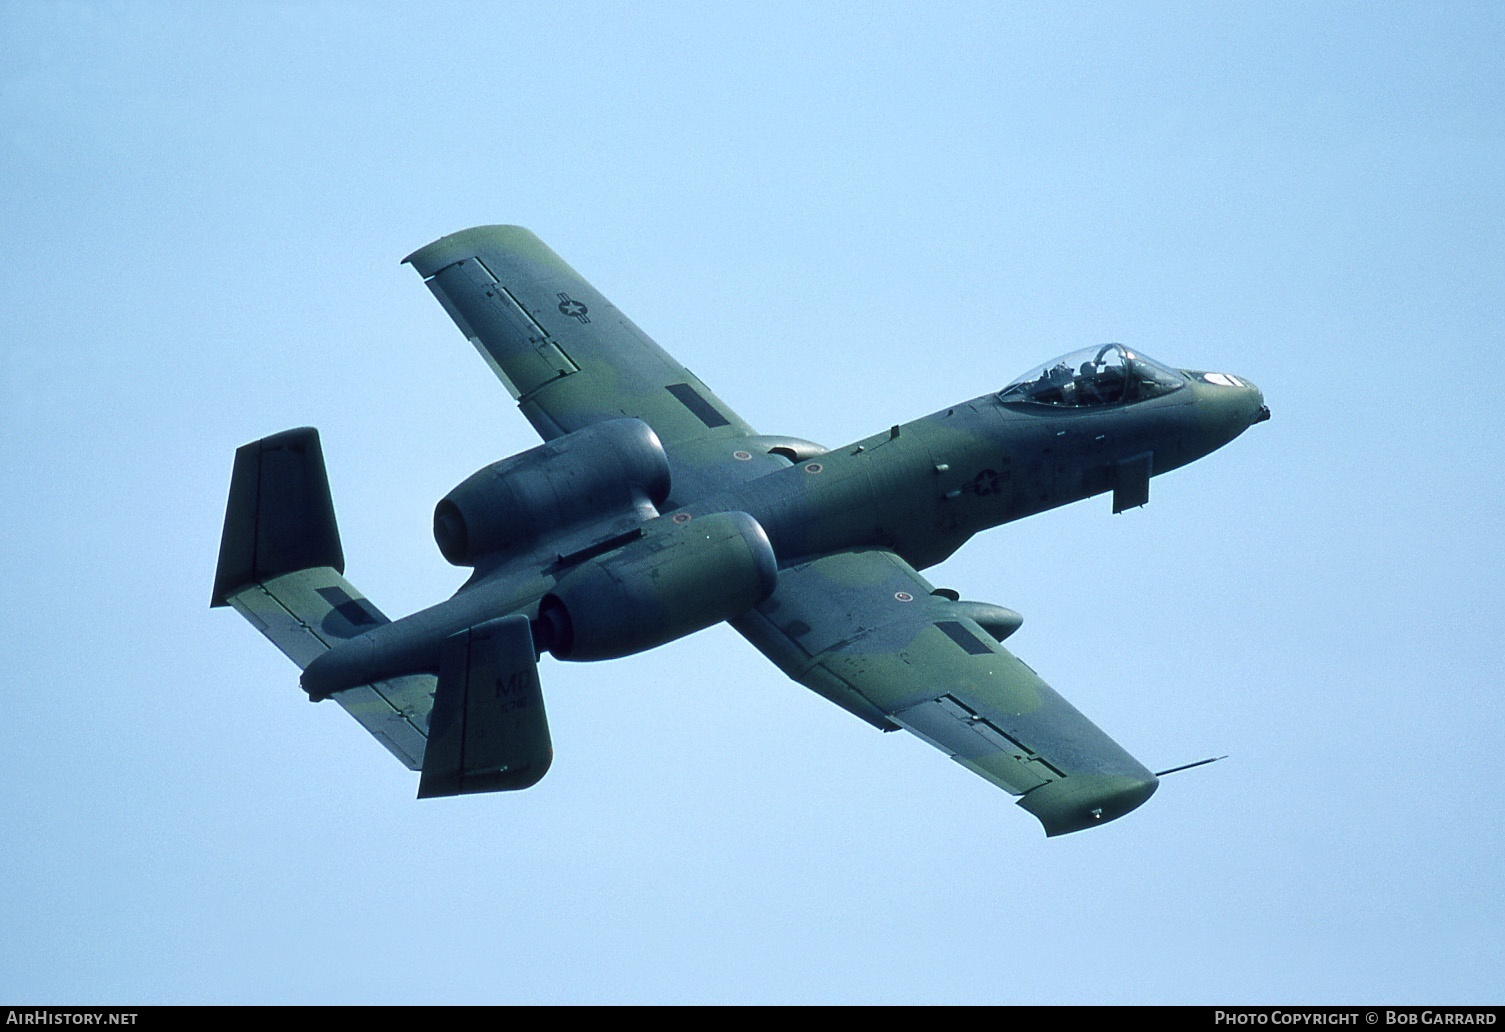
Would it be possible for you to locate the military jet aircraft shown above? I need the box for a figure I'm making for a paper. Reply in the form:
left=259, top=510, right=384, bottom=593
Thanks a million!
left=212, top=226, right=1268, bottom=836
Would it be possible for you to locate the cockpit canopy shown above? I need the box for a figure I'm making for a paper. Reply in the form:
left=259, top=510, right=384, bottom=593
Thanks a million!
left=999, top=343, right=1186, bottom=408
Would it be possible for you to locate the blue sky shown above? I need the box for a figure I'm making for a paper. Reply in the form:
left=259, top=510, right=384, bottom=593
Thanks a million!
left=3, top=1, right=1502, bottom=1003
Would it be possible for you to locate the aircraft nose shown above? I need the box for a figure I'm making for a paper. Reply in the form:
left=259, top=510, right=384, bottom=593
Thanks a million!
left=1189, top=372, right=1268, bottom=454
left=1232, top=375, right=1269, bottom=426
left=1247, top=381, right=1271, bottom=424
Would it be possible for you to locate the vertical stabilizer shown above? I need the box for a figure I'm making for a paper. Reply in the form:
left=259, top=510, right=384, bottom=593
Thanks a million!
left=419, top=615, right=553, bottom=797
left=212, top=427, right=344, bottom=606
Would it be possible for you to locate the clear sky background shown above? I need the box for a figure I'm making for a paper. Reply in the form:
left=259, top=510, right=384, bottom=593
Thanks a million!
left=3, top=1, right=1502, bottom=1005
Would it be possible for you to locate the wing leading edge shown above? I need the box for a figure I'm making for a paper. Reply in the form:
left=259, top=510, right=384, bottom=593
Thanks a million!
left=731, top=548, right=1158, bottom=836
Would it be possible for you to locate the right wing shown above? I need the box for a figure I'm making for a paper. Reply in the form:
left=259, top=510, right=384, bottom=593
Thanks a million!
left=404, top=226, right=757, bottom=453
left=730, top=548, right=1159, bottom=836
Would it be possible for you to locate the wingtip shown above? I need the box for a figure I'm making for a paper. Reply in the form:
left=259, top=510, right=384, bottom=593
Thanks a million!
left=402, top=225, right=534, bottom=275
left=1018, top=774, right=1160, bottom=837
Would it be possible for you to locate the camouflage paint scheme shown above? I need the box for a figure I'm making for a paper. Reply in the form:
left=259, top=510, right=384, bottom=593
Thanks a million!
left=213, top=226, right=1267, bottom=836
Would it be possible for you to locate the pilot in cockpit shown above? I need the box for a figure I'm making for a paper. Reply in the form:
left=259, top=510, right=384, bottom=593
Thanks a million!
left=1000, top=344, right=1186, bottom=409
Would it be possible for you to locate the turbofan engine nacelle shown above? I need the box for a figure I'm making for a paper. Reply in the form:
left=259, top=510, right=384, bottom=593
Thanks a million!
left=535, top=511, right=778, bottom=662
left=433, top=418, right=672, bottom=566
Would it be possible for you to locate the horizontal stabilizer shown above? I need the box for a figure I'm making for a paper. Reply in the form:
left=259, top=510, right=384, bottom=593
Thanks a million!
left=213, top=428, right=432, bottom=770
left=219, top=569, right=432, bottom=769
left=419, top=615, right=553, bottom=797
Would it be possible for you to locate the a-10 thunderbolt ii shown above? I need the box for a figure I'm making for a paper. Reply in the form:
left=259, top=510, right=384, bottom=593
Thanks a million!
left=212, top=226, right=1268, bottom=836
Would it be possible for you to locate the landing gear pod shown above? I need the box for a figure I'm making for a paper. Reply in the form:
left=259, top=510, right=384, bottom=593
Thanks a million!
left=536, top=511, right=778, bottom=661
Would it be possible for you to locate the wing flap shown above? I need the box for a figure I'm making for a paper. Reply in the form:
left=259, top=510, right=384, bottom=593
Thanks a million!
left=423, top=256, right=580, bottom=399
left=892, top=694, right=1058, bottom=793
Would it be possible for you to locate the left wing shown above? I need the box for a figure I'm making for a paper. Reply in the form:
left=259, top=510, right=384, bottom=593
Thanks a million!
left=404, top=226, right=756, bottom=452
left=731, top=548, right=1159, bottom=836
